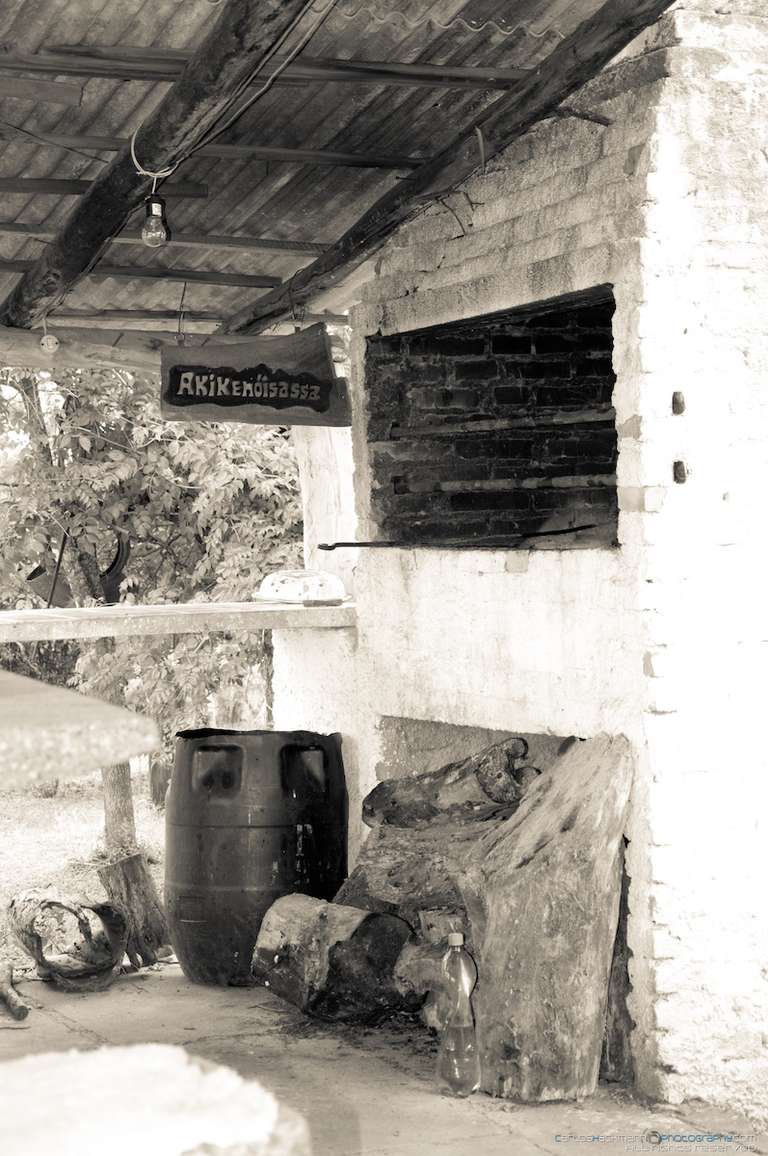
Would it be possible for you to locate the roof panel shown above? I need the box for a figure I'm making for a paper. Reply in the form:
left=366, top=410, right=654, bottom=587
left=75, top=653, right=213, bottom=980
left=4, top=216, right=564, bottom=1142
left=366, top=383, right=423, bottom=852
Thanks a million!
left=0, top=0, right=613, bottom=326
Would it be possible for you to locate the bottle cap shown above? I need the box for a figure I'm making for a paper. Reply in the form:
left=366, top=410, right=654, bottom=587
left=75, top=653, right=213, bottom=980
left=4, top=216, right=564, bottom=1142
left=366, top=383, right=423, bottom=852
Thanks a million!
left=447, top=932, right=464, bottom=946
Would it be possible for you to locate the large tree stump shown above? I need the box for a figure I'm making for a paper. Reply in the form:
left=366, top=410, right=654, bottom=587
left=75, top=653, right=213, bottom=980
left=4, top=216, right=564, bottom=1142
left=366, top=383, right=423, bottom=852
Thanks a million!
left=252, top=894, right=418, bottom=1022
left=339, top=733, right=633, bottom=1102
left=461, top=734, right=632, bottom=1100
left=98, top=853, right=170, bottom=968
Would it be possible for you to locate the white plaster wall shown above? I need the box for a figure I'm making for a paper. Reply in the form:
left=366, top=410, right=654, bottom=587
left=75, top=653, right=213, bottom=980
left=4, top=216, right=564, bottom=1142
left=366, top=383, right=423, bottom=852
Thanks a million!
left=272, top=1, right=768, bottom=1121
left=627, top=2, right=768, bottom=1119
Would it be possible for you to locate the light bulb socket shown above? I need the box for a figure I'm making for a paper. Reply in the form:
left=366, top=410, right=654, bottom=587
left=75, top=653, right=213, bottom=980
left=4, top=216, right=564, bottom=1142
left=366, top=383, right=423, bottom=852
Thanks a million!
left=145, top=193, right=166, bottom=219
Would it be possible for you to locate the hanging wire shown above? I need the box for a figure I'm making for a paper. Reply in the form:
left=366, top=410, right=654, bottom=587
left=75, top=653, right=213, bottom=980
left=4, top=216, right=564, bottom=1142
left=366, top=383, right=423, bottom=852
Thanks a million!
left=129, top=131, right=178, bottom=191
left=176, top=280, right=188, bottom=344
left=0, top=119, right=107, bottom=164
left=191, top=0, right=338, bottom=153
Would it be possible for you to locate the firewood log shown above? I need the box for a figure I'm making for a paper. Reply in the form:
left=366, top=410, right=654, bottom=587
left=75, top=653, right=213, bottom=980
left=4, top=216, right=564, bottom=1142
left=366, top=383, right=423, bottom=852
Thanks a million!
left=98, top=852, right=170, bottom=968
left=7, top=888, right=128, bottom=991
left=340, top=734, right=634, bottom=1102
left=0, top=961, right=31, bottom=1020
left=252, top=894, right=419, bottom=1022
left=362, top=735, right=539, bottom=828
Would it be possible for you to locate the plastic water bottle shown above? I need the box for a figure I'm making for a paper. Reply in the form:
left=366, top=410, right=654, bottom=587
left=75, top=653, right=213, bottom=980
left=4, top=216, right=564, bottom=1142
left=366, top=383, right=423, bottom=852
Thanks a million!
left=435, top=932, right=481, bottom=1097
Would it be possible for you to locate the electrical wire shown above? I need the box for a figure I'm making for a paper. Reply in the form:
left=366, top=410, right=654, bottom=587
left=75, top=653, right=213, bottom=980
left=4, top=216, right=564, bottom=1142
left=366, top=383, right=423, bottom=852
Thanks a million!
left=190, top=0, right=338, bottom=153
left=129, top=131, right=178, bottom=191
left=0, top=118, right=106, bottom=164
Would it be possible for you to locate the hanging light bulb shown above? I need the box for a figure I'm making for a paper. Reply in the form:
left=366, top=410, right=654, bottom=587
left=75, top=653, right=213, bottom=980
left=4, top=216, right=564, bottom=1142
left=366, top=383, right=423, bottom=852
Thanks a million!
left=141, top=193, right=169, bottom=248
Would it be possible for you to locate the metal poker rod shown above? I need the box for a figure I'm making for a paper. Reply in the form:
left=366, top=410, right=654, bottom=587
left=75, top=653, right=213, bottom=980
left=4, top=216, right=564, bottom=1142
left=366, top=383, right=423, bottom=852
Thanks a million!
left=318, top=522, right=601, bottom=551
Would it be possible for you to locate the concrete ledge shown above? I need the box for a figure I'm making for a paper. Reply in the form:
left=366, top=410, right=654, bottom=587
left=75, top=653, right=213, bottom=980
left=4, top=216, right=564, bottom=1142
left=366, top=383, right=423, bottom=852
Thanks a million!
left=0, top=600, right=357, bottom=643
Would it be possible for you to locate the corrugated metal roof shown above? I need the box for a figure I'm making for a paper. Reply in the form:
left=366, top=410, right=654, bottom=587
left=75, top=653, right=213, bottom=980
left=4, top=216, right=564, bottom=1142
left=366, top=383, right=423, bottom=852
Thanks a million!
left=0, top=0, right=607, bottom=329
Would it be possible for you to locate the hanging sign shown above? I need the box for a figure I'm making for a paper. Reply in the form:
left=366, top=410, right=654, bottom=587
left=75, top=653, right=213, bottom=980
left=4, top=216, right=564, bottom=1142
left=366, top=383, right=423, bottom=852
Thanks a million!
left=160, top=323, right=350, bottom=427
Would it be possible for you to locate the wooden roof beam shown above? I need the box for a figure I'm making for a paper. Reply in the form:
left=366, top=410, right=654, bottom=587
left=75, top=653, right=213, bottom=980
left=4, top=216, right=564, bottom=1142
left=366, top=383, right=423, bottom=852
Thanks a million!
left=0, top=0, right=321, bottom=331
left=0, top=259, right=281, bottom=290
left=0, top=221, right=326, bottom=255
left=48, top=308, right=348, bottom=328
left=221, top=0, right=678, bottom=335
left=0, top=128, right=420, bottom=170
left=0, top=322, right=349, bottom=374
left=0, top=75, right=83, bottom=105
left=0, top=177, right=206, bottom=198
left=11, top=46, right=532, bottom=90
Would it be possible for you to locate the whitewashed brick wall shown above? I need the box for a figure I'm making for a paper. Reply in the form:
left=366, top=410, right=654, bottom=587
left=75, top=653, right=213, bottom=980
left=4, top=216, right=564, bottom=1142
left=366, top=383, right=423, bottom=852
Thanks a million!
left=273, top=0, right=768, bottom=1120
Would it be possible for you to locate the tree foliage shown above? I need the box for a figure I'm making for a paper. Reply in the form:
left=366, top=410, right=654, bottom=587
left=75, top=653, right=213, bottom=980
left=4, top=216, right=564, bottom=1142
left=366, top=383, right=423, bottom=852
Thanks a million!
left=0, top=365, right=303, bottom=755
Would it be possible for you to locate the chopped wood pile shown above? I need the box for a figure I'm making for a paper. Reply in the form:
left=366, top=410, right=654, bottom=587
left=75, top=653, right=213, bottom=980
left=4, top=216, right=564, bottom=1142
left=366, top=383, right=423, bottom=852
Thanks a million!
left=253, top=733, right=634, bottom=1102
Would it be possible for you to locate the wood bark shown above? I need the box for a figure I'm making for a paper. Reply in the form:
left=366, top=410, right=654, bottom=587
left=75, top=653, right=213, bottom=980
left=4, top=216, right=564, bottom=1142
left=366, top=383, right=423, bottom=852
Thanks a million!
left=362, top=735, right=538, bottom=828
left=221, top=0, right=678, bottom=333
left=252, top=894, right=417, bottom=1022
left=102, top=762, right=138, bottom=856
left=338, top=734, right=634, bottom=1102
left=98, top=853, right=170, bottom=969
left=7, top=888, right=128, bottom=991
left=0, top=961, right=31, bottom=1020
left=600, top=843, right=635, bottom=1085
left=0, top=0, right=316, bottom=330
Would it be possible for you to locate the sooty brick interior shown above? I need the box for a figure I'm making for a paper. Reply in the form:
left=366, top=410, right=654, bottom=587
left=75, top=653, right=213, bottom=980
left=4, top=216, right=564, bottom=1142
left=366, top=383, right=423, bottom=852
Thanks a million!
left=365, top=289, right=618, bottom=549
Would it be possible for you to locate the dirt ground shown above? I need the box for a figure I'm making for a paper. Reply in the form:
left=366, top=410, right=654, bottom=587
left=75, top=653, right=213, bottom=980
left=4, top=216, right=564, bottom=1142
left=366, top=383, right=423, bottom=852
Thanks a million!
left=0, top=773, right=164, bottom=967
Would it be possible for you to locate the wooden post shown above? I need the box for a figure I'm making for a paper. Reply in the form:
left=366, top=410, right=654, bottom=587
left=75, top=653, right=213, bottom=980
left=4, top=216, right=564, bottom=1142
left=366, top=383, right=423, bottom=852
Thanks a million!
left=98, top=853, right=170, bottom=969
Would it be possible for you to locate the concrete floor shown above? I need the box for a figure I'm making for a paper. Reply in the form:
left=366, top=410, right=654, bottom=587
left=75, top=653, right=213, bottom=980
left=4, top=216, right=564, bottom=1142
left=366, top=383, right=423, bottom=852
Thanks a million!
left=1, top=963, right=764, bottom=1156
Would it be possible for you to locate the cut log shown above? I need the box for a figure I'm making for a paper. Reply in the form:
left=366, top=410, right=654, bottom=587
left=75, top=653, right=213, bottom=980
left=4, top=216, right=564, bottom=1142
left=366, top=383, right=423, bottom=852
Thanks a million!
left=7, top=888, right=128, bottom=991
left=362, top=735, right=538, bottom=828
left=338, top=734, right=634, bottom=1102
left=337, top=818, right=481, bottom=929
left=0, top=961, right=31, bottom=1020
left=98, top=853, right=170, bottom=969
left=461, top=734, right=633, bottom=1101
left=252, top=894, right=418, bottom=1022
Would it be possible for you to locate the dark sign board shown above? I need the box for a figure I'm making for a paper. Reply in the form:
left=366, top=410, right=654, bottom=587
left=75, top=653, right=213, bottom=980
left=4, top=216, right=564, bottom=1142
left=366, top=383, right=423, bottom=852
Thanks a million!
left=160, top=323, right=350, bottom=427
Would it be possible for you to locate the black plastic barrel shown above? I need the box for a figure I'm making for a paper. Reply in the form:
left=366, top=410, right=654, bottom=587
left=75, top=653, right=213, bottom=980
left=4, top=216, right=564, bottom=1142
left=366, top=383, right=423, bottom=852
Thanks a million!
left=165, top=728, right=347, bottom=985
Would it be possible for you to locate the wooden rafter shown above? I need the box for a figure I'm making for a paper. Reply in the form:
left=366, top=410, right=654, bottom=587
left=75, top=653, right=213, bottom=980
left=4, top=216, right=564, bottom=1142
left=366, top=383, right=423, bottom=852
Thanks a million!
left=0, top=221, right=326, bottom=255
left=0, top=75, right=83, bottom=105
left=0, top=259, right=281, bottom=290
left=48, top=308, right=347, bottom=328
left=5, top=47, right=532, bottom=90
left=0, top=177, right=207, bottom=198
left=0, top=128, right=421, bottom=170
left=0, top=0, right=319, bottom=331
left=222, top=0, right=678, bottom=334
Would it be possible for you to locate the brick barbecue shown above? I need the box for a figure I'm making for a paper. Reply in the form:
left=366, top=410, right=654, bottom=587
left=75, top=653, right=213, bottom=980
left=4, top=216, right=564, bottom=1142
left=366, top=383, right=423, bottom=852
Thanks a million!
left=366, top=290, right=618, bottom=548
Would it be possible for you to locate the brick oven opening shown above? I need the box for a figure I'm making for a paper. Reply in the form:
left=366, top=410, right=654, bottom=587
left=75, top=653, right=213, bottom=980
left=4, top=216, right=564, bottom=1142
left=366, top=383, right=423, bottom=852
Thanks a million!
left=366, top=286, right=618, bottom=549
